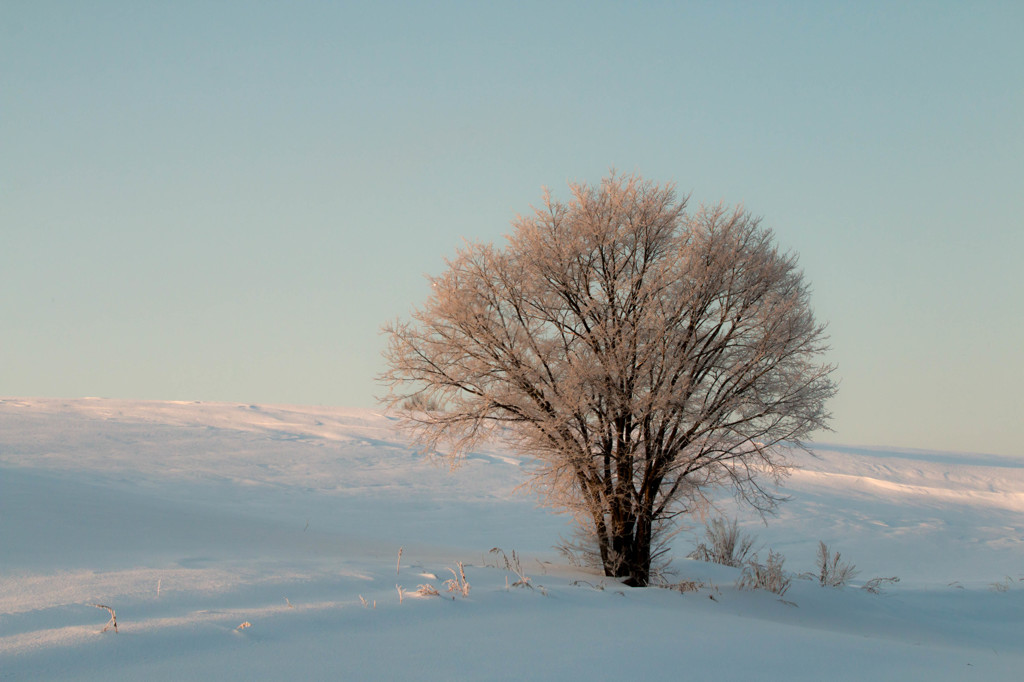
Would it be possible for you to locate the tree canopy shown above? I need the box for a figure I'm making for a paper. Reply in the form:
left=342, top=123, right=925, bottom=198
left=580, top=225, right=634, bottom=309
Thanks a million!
left=382, top=173, right=836, bottom=585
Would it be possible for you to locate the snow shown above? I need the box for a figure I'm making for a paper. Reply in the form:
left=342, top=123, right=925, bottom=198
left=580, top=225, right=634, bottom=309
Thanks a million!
left=1, top=397, right=1021, bottom=680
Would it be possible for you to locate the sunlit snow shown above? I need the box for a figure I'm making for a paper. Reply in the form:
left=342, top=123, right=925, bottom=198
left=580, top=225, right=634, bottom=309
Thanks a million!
left=1, top=398, right=1021, bottom=680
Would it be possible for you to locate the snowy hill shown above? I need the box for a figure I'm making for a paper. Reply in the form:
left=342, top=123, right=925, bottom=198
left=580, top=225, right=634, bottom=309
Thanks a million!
left=1, top=398, right=1021, bottom=680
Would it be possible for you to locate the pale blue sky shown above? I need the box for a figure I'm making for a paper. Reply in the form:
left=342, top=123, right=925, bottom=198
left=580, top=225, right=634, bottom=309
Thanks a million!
left=2, top=1, right=1021, bottom=455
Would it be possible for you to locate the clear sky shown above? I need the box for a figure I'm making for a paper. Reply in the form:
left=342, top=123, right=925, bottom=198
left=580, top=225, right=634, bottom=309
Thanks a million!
left=3, top=1, right=1021, bottom=456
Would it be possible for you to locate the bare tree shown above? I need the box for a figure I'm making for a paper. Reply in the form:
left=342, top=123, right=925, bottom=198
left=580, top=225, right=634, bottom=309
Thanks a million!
left=382, top=173, right=836, bottom=586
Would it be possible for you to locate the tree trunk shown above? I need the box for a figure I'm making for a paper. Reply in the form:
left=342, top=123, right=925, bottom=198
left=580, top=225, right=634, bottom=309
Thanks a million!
left=599, top=493, right=655, bottom=586
left=621, top=514, right=652, bottom=587
left=599, top=512, right=654, bottom=587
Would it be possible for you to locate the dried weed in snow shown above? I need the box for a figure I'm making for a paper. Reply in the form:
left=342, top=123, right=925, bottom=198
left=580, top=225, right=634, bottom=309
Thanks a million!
left=89, top=604, right=118, bottom=633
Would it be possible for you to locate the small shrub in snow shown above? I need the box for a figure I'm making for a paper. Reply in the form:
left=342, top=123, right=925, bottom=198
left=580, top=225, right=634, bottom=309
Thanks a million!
left=688, top=517, right=757, bottom=568
left=737, top=550, right=791, bottom=596
left=813, top=541, right=859, bottom=587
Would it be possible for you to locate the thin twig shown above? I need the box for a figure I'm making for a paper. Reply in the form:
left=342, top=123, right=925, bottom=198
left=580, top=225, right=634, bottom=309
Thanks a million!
left=90, top=604, right=118, bottom=633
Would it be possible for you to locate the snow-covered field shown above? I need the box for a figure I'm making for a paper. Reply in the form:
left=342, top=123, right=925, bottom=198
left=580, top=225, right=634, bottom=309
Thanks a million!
left=1, top=398, right=1021, bottom=680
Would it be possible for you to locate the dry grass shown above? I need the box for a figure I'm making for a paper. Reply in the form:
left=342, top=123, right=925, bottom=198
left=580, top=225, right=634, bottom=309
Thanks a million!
left=737, top=550, right=791, bottom=596
left=989, top=576, right=1016, bottom=592
left=444, top=562, right=470, bottom=597
left=813, top=541, right=859, bottom=588
left=862, top=576, right=900, bottom=594
left=689, top=518, right=757, bottom=568
left=415, top=584, right=441, bottom=597
left=664, top=579, right=702, bottom=594
left=489, top=548, right=533, bottom=589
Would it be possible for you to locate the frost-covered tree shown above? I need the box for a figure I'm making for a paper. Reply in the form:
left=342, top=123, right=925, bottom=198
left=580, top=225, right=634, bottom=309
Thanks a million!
left=381, top=173, right=836, bottom=586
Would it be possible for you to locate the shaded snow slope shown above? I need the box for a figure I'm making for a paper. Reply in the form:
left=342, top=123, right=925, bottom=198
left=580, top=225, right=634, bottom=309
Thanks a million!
left=1, top=398, right=1021, bottom=680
